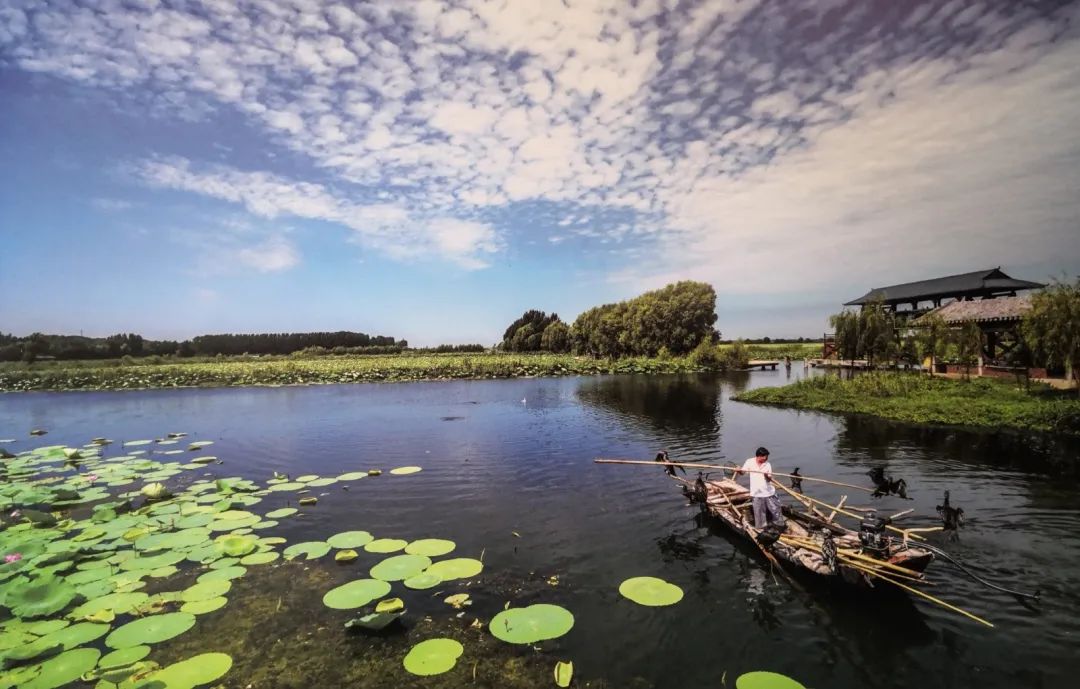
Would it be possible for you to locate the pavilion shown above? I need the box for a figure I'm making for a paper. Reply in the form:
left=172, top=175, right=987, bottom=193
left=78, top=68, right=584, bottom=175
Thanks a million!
left=844, top=267, right=1044, bottom=314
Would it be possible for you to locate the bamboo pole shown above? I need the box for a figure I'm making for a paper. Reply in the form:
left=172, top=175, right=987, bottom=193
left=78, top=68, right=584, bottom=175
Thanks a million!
left=868, top=569, right=994, bottom=628
left=593, top=459, right=876, bottom=493
left=712, top=482, right=796, bottom=587
left=768, top=483, right=927, bottom=542
left=828, top=496, right=848, bottom=522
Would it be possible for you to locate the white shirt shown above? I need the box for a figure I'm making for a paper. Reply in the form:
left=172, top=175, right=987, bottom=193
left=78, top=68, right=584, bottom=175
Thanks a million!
left=742, top=458, right=775, bottom=498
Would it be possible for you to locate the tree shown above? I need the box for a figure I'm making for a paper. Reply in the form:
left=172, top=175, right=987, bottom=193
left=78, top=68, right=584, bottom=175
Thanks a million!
left=829, top=310, right=861, bottom=367
left=501, top=310, right=562, bottom=352
left=1023, top=279, right=1080, bottom=396
left=857, top=300, right=894, bottom=368
left=21, top=333, right=48, bottom=364
left=540, top=321, right=571, bottom=353
left=916, top=313, right=950, bottom=376
left=954, top=320, right=983, bottom=380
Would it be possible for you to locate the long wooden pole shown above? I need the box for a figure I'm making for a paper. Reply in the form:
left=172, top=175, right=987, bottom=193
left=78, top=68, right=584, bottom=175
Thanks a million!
left=769, top=481, right=927, bottom=542
left=594, top=459, right=875, bottom=493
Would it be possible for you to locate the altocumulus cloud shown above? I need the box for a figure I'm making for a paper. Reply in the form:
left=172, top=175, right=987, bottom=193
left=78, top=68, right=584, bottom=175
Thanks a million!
left=2, top=0, right=1078, bottom=289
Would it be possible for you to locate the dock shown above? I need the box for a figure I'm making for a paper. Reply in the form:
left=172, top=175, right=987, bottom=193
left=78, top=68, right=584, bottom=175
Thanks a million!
left=744, top=359, right=782, bottom=370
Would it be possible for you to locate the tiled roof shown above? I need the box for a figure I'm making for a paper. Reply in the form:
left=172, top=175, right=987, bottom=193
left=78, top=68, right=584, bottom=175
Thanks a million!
left=845, top=268, right=1044, bottom=306
left=917, top=295, right=1033, bottom=325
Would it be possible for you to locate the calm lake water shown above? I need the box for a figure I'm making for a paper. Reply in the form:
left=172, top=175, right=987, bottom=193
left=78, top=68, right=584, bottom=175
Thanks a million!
left=3, top=370, right=1080, bottom=688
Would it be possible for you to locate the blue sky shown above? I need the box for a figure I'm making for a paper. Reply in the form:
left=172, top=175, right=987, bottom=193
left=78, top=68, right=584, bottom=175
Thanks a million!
left=2, top=0, right=1079, bottom=346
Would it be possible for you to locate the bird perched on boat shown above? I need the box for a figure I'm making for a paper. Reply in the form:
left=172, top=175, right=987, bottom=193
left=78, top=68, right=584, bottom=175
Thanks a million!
left=820, top=531, right=838, bottom=574
left=694, top=471, right=707, bottom=502
left=655, top=450, right=685, bottom=477
left=867, top=467, right=911, bottom=499
left=936, top=490, right=964, bottom=538
left=789, top=467, right=804, bottom=494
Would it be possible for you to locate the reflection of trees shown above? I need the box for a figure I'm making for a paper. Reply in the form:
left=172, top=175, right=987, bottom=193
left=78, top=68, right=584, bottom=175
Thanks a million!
left=834, top=415, right=1080, bottom=478
left=576, top=374, right=722, bottom=447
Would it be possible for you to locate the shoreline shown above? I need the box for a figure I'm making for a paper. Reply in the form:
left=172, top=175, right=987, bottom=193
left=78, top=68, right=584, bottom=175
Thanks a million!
left=733, top=372, right=1080, bottom=436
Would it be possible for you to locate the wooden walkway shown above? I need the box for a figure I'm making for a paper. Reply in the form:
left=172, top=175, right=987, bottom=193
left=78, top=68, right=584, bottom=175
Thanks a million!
left=745, top=359, right=782, bottom=370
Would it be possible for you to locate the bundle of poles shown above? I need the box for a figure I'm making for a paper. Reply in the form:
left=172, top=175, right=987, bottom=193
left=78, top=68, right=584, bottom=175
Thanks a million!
left=594, top=457, right=994, bottom=628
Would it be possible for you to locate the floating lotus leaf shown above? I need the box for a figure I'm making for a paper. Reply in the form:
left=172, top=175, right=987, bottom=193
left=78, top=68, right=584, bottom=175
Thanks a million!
left=735, top=672, right=807, bottom=689
left=99, top=644, right=150, bottom=669
left=618, top=577, right=684, bottom=607
left=367, top=469, right=381, bottom=476
left=120, top=551, right=186, bottom=571
left=555, top=661, right=574, bottom=688
left=82, top=609, right=114, bottom=624
left=182, top=580, right=231, bottom=602
left=3, top=576, right=79, bottom=618
left=71, top=591, right=149, bottom=618
left=140, top=528, right=211, bottom=552
left=34, top=621, right=109, bottom=650
left=444, top=593, right=470, bottom=608
left=251, top=520, right=278, bottom=530
left=215, top=534, right=258, bottom=558
left=283, top=541, right=330, bottom=561
left=22, top=647, right=100, bottom=689
left=404, top=539, right=455, bottom=557
left=295, top=474, right=320, bottom=483
left=105, top=612, right=196, bottom=648
left=266, top=482, right=305, bottom=492
left=306, top=478, right=337, bottom=487
left=175, top=514, right=213, bottom=529
left=181, top=597, right=228, bottom=615
left=140, top=483, right=171, bottom=500
left=322, top=579, right=391, bottom=609
left=389, top=466, right=422, bottom=475
left=264, top=508, right=297, bottom=519
left=140, top=651, right=233, bottom=688
left=298, top=497, right=317, bottom=506
left=403, top=573, right=442, bottom=590
left=363, top=539, right=407, bottom=554
left=197, top=566, right=246, bottom=583
left=489, top=604, right=574, bottom=644
left=187, top=441, right=214, bottom=450
left=124, top=440, right=152, bottom=447
left=335, top=472, right=368, bottom=481
left=334, top=550, right=358, bottom=563
left=190, top=456, right=217, bottom=464
left=26, top=619, right=68, bottom=636
left=327, top=531, right=374, bottom=549
left=402, top=638, right=463, bottom=676
left=63, top=566, right=112, bottom=586
left=259, top=536, right=287, bottom=546
left=424, top=558, right=483, bottom=581
left=369, top=554, right=431, bottom=582
left=240, top=551, right=279, bottom=566
left=375, top=597, right=404, bottom=613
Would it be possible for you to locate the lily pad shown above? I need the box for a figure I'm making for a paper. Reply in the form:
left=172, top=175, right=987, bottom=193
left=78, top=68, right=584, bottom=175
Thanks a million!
left=335, top=471, right=368, bottom=481
left=425, top=558, right=483, bottom=581
left=736, top=672, right=807, bottom=689
left=618, top=576, right=684, bottom=607
left=105, top=612, right=196, bottom=648
left=34, top=621, right=109, bottom=650
left=363, top=538, right=407, bottom=554
left=489, top=604, right=574, bottom=644
left=327, top=531, right=374, bottom=549
left=23, top=647, right=100, bottom=689
left=306, top=477, right=337, bottom=487
left=444, top=593, right=470, bottom=608
left=4, top=576, right=79, bottom=618
left=555, top=660, right=573, bottom=688
left=322, top=579, right=391, bottom=610
left=181, top=596, right=228, bottom=615
left=71, top=591, right=149, bottom=618
left=182, top=580, right=231, bottom=602
left=403, top=573, right=442, bottom=590
left=240, top=551, right=279, bottom=566
left=369, top=554, right=432, bottom=582
left=99, top=644, right=151, bottom=669
left=198, top=566, right=246, bottom=583
left=404, top=539, right=455, bottom=557
left=375, top=597, right=404, bottom=613
left=266, top=482, right=305, bottom=492
left=334, top=550, right=358, bottom=563
left=403, top=638, right=463, bottom=676
left=283, top=541, right=330, bottom=561
left=264, top=508, right=297, bottom=519
left=140, top=651, right=233, bottom=688
left=389, top=466, right=422, bottom=475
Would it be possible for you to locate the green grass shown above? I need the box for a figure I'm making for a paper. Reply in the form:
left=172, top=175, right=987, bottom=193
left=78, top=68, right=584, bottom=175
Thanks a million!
left=721, top=343, right=821, bottom=360
left=0, top=353, right=712, bottom=392
left=734, top=372, right=1080, bottom=435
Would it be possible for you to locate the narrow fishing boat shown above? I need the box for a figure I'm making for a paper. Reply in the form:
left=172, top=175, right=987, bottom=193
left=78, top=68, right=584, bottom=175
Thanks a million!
left=674, top=474, right=935, bottom=588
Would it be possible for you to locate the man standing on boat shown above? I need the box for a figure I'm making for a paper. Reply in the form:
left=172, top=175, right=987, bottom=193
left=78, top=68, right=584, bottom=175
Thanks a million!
left=734, top=447, right=785, bottom=531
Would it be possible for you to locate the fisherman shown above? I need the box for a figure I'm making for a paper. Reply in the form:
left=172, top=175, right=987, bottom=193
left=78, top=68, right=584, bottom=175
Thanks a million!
left=733, top=447, right=785, bottom=530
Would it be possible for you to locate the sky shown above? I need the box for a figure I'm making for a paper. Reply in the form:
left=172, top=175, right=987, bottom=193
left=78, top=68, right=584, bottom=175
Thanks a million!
left=1, top=0, right=1079, bottom=346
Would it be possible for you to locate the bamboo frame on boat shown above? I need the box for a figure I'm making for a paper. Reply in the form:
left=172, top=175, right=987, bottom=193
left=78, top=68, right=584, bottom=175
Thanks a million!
left=594, top=459, right=876, bottom=493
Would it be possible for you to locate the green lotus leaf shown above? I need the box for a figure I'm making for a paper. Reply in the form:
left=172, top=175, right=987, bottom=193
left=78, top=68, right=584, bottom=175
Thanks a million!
left=119, top=551, right=185, bottom=572
left=618, top=576, right=684, bottom=607
left=181, top=580, right=231, bottom=602
left=70, top=591, right=149, bottom=618
left=555, top=661, right=573, bottom=688
left=306, top=477, right=337, bottom=487
left=32, top=621, right=108, bottom=651
left=389, top=466, right=422, bottom=475
left=295, top=474, right=320, bottom=482
left=404, top=539, right=455, bottom=557
left=148, top=565, right=179, bottom=579
left=266, top=482, right=305, bottom=492
left=180, top=596, right=228, bottom=615
left=283, top=542, right=330, bottom=561
left=98, top=644, right=150, bottom=669
left=139, top=527, right=210, bottom=552
left=240, top=551, right=279, bottom=566
left=369, top=554, right=431, bottom=582
left=26, top=619, right=68, bottom=636
left=424, top=558, right=483, bottom=581
left=363, top=538, right=407, bottom=554
left=367, top=469, right=381, bottom=476
left=334, top=550, right=358, bottom=563
left=251, top=520, right=278, bottom=530
left=137, top=651, right=232, bottom=688
left=63, top=566, right=112, bottom=586
left=214, top=534, right=258, bottom=558
left=190, top=456, right=217, bottom=464
left=326, top=531, right=373, bottom=549
left=23, top=647, right=100, bottom=689
left=335, top=471, right=368, bottom=481
left=403, top=573, right=442, bottom=590
left=3, top=576, right=79, bottom=618
left=187, top=441, right=214, bottom=450
left=444, top=593, right=470, bottom=609
left=403, top=638, right=463, bottom=676
left=197, top=566, right=246, bottom=583
left=489, top=604, right=574, bottom=644
left=298, top=497, right=317, bottom=506
left=263, top=508, right=296, bottom=519
left=374, top=597, right=404, bottom=613
left=124, top=440, right=153, bottom=447
left=322, top=579, right=391, bottom=610
left=140, top=483, right=171, bottom=501
left=105, top=612, right=196, bottom=648
left=735, top=672, right=807, bottom=689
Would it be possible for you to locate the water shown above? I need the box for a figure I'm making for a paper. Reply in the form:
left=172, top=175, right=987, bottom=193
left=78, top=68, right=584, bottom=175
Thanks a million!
left=3, top=370, right=1079, bottom=688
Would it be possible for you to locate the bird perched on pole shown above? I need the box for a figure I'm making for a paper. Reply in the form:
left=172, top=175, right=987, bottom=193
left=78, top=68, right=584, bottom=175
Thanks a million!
left=655, top=450, right=685, bottom=477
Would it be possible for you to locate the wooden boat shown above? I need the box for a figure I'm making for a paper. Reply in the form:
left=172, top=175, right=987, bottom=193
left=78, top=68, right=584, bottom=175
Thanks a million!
left=675, top=475, right=934, bottom=587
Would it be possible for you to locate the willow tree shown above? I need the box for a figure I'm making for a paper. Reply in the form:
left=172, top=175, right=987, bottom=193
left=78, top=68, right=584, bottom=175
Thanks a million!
left=954, top=320, right=983, bottom=380
left=916, top=313, right=951, bottom=376
left=1023, top=279, right=1080, bottom=396
left=829, top=310, right=861, bottom=367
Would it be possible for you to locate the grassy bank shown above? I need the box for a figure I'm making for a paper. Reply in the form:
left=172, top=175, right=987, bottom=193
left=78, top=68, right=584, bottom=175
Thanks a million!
left=734, top=372, right=1080, bottom=435
left=0, top=353, right=711, bottom=392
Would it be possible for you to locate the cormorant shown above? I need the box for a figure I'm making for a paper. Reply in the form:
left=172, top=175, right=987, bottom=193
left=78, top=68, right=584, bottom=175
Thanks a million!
left=655, top=450, right=685, bottom=477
